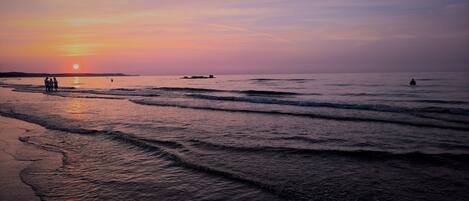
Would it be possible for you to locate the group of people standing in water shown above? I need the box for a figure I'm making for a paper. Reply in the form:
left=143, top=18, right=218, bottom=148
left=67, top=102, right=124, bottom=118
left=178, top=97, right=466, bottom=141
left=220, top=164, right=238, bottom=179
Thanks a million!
left=44, top=77, right=59, bottom=92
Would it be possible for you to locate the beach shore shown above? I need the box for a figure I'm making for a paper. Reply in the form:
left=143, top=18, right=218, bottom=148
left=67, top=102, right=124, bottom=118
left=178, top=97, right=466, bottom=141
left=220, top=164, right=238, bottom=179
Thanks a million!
left=0, top=116, right=59, bottom=201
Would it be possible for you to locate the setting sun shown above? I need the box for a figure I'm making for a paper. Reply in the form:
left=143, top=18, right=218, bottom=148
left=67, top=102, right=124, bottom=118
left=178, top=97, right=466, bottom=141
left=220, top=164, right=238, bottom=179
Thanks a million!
left=72, top=64, right=80, bottom=70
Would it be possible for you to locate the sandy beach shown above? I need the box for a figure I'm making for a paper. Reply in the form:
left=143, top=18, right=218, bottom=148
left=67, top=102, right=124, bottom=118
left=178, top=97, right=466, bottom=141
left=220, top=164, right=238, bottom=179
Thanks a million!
left=0, top=116, right=62, bottom=201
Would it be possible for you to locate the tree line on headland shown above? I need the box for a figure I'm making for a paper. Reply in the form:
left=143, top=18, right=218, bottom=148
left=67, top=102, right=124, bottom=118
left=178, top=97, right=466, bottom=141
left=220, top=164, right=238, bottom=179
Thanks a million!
left=0, top=72, right=133, bottom=77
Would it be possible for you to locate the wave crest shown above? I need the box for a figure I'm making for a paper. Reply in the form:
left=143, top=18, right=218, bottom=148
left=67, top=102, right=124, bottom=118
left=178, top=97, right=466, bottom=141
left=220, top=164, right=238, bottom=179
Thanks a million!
left=129, top=99, right=469, bottom=131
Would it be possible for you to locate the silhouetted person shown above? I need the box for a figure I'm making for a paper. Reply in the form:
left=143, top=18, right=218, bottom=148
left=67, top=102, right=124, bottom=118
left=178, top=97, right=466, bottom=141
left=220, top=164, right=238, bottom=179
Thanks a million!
left=44, top=77, right=49, bottom=92
left=47, top=78, right=53, bottom=92
left=53, top=77, right=58, bottom=91
left=111, top=78, right=114, bottom=82
left=410, top=78, right=416, bottom=86
left=49, top=78, right=53, bottom=92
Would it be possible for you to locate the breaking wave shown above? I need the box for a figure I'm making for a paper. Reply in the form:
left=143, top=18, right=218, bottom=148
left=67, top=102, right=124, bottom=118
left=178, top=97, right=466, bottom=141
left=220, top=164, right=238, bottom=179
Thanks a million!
left=1, top=108, right=467, bottom=200
left=189, top=139, right=469, bottom=164
left=1, top=82, right=302, bottom=98
left=250, top=78, right=315, bottom=81
left=0, top=110, right=321, bottom=200
left=186, top=94, right=469, bottom=117
left=129, top=99, right=469, bottom=131
left=238, top=90, right=299, bottom=96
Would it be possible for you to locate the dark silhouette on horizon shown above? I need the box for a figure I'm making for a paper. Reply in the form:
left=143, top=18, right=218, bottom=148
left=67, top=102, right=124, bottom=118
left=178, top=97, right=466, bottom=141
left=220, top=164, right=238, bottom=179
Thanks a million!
left=410, top=78, right=416, bottom=86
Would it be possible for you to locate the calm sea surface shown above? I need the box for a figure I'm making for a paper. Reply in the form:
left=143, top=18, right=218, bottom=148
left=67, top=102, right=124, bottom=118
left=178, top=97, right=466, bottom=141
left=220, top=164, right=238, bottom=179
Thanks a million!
left=1, top=72, right=469, bottom=200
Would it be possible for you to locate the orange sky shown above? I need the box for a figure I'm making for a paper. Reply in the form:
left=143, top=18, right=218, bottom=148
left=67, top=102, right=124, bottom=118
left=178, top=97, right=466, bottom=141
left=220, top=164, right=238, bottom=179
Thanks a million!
left=1, top=0, right=468, bottom=74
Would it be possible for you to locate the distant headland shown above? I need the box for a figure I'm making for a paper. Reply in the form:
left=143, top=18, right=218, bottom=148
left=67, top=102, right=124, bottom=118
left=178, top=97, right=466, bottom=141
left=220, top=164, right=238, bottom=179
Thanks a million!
left=0, top=72, right=134, bottom=77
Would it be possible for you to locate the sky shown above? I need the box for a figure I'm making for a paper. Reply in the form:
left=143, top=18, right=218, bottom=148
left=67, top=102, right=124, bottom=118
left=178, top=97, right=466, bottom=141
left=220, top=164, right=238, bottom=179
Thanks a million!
left=0, top=0, right=468, bottom=74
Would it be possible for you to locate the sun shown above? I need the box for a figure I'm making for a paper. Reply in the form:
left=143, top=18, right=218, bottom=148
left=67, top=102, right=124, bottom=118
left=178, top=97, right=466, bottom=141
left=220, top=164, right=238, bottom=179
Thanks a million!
left=72, top=64, right=80, bottom=70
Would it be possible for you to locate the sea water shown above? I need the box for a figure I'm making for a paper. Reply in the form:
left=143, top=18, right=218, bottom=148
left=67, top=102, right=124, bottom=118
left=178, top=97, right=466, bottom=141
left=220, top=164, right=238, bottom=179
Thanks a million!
left=0, top=72, right=468, bottom=200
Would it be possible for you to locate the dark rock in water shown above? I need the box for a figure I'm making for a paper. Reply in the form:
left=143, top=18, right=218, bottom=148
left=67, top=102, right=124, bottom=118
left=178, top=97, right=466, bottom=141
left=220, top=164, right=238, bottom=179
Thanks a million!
left=182, top=75, right=216, bottom=79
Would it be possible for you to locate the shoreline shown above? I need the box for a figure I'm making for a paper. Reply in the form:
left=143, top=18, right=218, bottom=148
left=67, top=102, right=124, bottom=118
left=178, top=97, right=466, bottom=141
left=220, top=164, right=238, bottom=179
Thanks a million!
left=0, top=116, right=62, bottom=201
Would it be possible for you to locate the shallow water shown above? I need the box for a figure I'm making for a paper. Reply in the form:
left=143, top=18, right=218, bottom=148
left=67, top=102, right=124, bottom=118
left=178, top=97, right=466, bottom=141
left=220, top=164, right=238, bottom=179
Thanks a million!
left=1, top=72, right=469, bottom=200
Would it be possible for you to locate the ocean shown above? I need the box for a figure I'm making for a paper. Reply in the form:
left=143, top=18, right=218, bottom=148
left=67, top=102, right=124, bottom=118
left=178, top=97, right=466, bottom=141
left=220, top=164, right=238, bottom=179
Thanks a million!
left=1, top=72, right=468, bottom=201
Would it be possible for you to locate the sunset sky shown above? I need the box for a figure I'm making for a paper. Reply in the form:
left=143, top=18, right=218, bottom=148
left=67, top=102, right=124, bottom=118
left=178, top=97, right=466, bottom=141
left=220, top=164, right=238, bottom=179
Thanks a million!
left=0, top=0, right=468, bottom=74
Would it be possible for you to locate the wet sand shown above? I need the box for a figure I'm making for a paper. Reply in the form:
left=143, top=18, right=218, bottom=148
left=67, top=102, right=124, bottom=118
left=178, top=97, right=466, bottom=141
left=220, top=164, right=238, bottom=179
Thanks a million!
left=0, top=116, right=60, bottom=201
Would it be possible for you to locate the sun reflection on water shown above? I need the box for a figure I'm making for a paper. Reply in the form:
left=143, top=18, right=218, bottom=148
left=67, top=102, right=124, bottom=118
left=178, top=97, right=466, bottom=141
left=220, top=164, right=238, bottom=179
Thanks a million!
left=72, top=77, right=82, bottom=88
left=64, top=98, right=86, bottom=120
